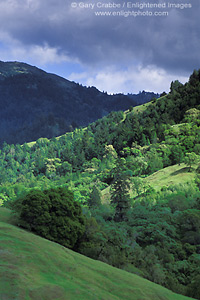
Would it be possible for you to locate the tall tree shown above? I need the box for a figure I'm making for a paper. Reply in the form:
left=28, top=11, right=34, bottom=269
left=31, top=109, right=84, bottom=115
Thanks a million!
left=89, top=185, right=102, bottom=208
left=110, top=158, right=131, bottom=222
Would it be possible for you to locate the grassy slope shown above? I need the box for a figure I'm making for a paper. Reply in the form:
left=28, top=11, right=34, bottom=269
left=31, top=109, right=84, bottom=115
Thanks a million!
left=0, top=208, right=195, bottom=300
left=144, top=163, right=196, bottom=191
left=102, top=163, right=196, bottom=202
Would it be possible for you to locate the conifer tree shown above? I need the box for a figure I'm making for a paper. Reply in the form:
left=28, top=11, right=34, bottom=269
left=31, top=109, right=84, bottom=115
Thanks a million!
left=89, top=185, right=102, bottom=208
left=111, top=158, right=131, bottom=222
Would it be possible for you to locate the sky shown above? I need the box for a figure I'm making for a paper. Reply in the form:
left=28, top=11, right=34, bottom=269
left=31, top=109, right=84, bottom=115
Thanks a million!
left=0, top=0, right=199, bottom=94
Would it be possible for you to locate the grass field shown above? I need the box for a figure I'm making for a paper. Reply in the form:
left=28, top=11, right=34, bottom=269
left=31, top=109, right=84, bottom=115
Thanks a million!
left=145, top=163, right=196, bottom=191
left=0, top=208, right=195, bottom=300
left=102, top=163, right=196, bottom=202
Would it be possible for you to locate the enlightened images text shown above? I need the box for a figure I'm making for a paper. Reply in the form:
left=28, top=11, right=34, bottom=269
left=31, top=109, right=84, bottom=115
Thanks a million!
left=77, top=2, right=192, bottom=10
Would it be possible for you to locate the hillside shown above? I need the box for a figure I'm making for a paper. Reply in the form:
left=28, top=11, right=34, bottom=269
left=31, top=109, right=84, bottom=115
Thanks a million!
left=144, top=163, right=197, bottom=191
left=0, top=68, right=200, bottom=300
left=0, top=61, right=158, bottom=145
left=101, top=163, right=198, bottom=202
left=0, top=208, right=194, bottom=300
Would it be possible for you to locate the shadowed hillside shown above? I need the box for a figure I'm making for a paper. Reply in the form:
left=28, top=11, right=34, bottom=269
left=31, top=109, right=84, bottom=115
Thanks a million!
left=0, top=61, right=158, bottom=145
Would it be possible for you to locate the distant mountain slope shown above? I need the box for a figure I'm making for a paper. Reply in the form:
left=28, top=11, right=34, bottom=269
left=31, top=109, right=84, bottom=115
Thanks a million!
left=0, top=208, right=194, bottom=300
left=127, top=90, right=159, bottom=105
left=0, top=61, right=158, bottom=145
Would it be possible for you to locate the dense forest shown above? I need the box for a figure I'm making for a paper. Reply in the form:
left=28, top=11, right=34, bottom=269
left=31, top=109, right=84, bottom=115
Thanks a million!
left=1, top=69, right=200, bottom=299
left=0, top=61, right=158, bottom=145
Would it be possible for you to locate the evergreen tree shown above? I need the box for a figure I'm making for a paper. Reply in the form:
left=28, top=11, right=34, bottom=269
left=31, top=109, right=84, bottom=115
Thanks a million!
left=110, top=158, right=131, bottom=222
left=89, top=185, right=102, bottom=208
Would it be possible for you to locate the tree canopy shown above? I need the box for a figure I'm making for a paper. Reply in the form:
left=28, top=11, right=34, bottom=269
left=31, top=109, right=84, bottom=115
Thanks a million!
left=12, top=187, right=85, bottom=249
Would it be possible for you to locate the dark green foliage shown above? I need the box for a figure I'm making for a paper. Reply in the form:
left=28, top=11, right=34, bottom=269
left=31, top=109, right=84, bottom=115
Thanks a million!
left=186, top=275, right=200, bottom=299
left=111, top=158, right=131, bottom=222
left=15, top=190, right=51, bottom=236
left=170, top=145, right=184, bottom=165
left=160, top=91, right=167, bottom=97
left=127, top=194, right=200, bottom=297
left=78, top=216, right=107, bottom=259
left=0, top=61, right=159, bottom=145
left=178, top=209, right=200, bottom=245
left=1, top=68, right=200, bottom=299
left=78, top=183, right=200, bottom=299
left=78, top=216, right=136, bottom=269
left=12, top=187, right=85, bottom=249
left=166, top=192, right=190, bottom=213
left=88, top=185, right=102, bottom=208
left=170, top=80, right=183, bottom=94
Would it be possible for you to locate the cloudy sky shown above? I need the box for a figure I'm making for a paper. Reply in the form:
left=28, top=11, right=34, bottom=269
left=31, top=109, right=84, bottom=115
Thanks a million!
left=0, top=0, right=199, bottom=94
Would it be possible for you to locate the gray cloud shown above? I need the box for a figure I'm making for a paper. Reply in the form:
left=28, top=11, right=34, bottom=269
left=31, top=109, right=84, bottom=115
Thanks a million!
left=0, top=0, right=199, bottom=87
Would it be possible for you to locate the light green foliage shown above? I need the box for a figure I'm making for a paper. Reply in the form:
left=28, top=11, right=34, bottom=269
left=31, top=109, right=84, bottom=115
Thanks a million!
left=131, top=177, right=145, bottom=197
left=146, top=148, right=163, bottom=174
left=126, top=155, right=147, bottom=176
left=0, top=193, right=9, bottom=206
left=184, top=152, right=200, bottom=171
left=44, top=158, right=61, bottom=178
left=184, top=108, right=200, bottom=123
left=103, top=144, right=117, bottom=169
left=145, top=163, right=196, bottom=191
left=90, top=157, right=101, bottom=170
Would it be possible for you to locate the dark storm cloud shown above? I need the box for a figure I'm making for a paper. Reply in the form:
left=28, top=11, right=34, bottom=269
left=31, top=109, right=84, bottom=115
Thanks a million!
left=0, top=0, right=199, bottom=75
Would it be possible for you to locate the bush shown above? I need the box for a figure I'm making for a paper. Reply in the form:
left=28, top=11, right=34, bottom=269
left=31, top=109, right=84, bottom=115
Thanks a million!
left=12, top=187, right=85, bottom=249
left=186, top=275, right=200, bottom=299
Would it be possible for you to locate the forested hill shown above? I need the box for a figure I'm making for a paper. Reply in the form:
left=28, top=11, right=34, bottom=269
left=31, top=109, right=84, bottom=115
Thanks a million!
left=0, top=69, right=200, bottom=192
left=1, top=69, right=200, bottom=299
left=0, top=61, right=158, bottom=145
left=0, top=208, right=194, bottom=300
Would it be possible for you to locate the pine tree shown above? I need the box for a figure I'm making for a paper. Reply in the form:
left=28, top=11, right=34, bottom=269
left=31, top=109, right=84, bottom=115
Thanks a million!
left=110, top=158, right=131, bottom=222
left=89, top=185, right=102, bottom=208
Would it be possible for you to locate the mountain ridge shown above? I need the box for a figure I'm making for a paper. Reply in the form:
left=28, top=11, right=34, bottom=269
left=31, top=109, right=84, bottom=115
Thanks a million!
left=0, top=61, right=158, bottom=145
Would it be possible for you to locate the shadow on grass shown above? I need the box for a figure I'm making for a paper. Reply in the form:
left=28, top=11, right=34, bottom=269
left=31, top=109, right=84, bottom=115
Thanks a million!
left=170, top=166, right=193, bottom=176
left=0, top=207, right=18, bottom=225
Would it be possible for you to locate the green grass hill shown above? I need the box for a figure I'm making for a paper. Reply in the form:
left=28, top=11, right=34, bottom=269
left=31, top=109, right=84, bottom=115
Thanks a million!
left=0, top=208, right=195, bottom=300
left=144, top=163, right=197, bottom=191
left=102, top=163, right=197, bottom=202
